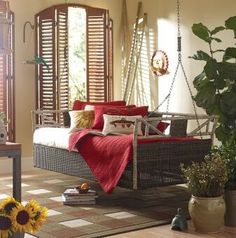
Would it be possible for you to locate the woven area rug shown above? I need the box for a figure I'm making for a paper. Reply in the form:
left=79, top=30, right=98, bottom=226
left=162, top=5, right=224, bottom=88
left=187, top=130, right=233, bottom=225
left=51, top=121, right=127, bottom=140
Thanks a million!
left=0, top=169, right=190, bottom=238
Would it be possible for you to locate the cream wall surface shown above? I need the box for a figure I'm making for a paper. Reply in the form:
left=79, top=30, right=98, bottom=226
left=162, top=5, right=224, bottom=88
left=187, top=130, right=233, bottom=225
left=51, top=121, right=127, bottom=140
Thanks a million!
left=1, top=0, right=235, bottom=173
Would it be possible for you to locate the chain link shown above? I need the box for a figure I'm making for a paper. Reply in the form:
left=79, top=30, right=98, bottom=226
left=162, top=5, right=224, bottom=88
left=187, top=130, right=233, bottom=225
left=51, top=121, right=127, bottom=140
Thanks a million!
left=151, top=0, right=202, bottom=137
left=177, top=0, right=181, bottom=37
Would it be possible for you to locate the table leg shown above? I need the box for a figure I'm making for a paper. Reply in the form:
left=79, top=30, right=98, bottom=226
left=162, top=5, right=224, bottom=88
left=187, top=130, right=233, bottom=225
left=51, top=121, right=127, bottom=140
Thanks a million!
left=12, top=154, right=21, bottom=202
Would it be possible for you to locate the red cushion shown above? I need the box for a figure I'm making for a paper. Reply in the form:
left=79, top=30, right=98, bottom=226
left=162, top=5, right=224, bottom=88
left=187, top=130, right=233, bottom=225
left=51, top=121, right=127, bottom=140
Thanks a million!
left=157, top=121, right=169, bottom=133
left=92, top=105, right=148, bottom=129
left=72, top=100, right=126, bottom=110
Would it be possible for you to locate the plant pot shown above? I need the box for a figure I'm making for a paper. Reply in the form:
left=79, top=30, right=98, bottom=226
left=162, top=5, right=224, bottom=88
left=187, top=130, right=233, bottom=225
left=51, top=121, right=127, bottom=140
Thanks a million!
left=188, top=195, right=225, bottom=233
left=225, top=189, right=236, bottom=226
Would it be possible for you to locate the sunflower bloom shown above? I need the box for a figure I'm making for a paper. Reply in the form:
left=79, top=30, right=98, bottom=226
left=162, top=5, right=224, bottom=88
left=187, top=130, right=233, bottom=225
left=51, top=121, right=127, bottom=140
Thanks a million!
left=31, top=206, right=48, bottom=233
left=25, top=200, right=41, bottom=213
left=0, top=214, right=12, bottom=238
left=11, top=204, right=35, bottom=233
left=0, top=197, right=19, bottom=215
left=25, top=200, right=48, bottom=233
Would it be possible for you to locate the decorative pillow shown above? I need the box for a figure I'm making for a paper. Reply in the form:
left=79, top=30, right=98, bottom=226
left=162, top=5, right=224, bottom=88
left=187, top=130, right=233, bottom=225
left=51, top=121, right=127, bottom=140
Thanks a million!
left=157, top=121, right=170, bottom=133
left=69, top=110, right=95, bottom=133
left=142, top=120, right=169, bottom=135
left=72, top=100, right=126, bottom=110
left=102, top=114, right=143, bottom=135
left=92, top=105, right=148, bottom=130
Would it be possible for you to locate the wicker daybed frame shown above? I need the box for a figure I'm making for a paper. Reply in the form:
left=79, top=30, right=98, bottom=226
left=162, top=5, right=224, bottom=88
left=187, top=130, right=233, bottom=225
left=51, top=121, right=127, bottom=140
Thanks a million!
left=32, top=110, right=218, bottom=190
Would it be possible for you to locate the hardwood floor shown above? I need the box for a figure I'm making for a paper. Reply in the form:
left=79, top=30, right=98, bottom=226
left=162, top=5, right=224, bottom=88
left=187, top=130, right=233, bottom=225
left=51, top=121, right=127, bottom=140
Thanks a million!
left=107, top=221, right=236, bottom=238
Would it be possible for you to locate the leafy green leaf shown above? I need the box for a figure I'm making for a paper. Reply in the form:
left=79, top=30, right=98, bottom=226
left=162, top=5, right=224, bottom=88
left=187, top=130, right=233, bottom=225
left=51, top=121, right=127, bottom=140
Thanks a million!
left=189, top=50, right=210, bottom=61
left=223, top=47, right=236, bottom=61
left=204, top=58, right=219, bottom=80
left=192, top=23, right=211, bottom=43
left=225, top=16, right=236, bottom=38
left=211, top=26, right=225, bottom=35
left=210, top=37, right=222, bottom=43
left=214, top=76, right=226, bottom=89
left=220, top=91, right=236, bottom=116
left=193, top=71, right=206, bottom=88
left=194, top=81, right=216, bottom=111
left=218, top=62, right=236, bottom=80
left=215, top=125, right=229, bottom=143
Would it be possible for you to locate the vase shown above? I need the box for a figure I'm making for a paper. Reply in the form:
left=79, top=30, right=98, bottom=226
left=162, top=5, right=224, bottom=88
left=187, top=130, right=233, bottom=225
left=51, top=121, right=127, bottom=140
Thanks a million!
left=188, top=195, right=225, bottom=233
left=225, top=189, right=236, bottom=226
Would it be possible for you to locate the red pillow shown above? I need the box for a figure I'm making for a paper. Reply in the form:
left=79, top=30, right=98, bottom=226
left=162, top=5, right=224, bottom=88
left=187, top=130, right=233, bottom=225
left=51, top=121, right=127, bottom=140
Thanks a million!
left=92, top=105, right=148, bottom=129
left=157, top=121, right=169, bottom=133
left=72, top=100, right=126, bottom=110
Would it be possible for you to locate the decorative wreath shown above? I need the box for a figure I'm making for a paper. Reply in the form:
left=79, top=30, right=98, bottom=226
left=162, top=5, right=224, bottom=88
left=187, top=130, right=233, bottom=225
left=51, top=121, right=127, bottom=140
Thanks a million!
left=150, top=50, right=169, bottom=76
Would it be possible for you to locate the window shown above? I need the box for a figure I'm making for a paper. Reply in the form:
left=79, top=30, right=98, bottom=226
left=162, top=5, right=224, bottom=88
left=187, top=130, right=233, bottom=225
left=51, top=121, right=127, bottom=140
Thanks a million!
left=35, top=4, right=113, bottom=112
left=0, top=11, right=15, bottom=142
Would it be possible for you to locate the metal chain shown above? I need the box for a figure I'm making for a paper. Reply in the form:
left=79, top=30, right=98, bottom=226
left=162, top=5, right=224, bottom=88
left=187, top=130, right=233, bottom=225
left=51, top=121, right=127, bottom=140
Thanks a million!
left=177, top=0, right=181, bottom=38
left=175, top=0, right=202, bottom=137
left=153, top=0, right=203, bottom=137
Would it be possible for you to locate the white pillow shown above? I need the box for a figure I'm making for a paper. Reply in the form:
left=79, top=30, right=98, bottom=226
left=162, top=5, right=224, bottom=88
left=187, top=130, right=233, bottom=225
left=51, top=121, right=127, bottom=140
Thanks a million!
left=69, top=110, right=95, bottom=133
left=102, top=114, right=143, bottom=135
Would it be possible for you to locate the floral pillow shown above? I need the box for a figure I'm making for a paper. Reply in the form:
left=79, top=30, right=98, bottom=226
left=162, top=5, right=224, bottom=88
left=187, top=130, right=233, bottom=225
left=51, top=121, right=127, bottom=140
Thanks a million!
left=102, top=114, right=143, bottom=135
left=69, top=110, right=95, bottom=133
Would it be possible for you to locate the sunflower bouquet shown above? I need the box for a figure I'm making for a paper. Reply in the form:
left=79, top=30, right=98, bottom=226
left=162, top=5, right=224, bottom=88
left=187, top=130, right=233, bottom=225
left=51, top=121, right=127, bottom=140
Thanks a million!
left=0, top=197, right=47, bottom=238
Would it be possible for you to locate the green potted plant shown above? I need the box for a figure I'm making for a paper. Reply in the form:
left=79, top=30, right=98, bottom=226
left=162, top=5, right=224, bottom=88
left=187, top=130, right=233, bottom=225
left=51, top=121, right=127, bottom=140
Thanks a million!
left=181, top=151, right=229, bottom=233
left=213, top=142, right=236, bottom=226
left=190, top=15, right=236, bottom=227
left=190, top=16, right=236, bottom=144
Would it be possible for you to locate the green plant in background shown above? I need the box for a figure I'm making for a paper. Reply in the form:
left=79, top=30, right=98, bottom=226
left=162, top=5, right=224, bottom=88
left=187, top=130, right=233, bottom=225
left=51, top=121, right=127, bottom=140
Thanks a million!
left=190, top=16, right=236, bottom=144
left=181, top=151, right=229, bottom=197
left=212, top=142, right=236, bottom=190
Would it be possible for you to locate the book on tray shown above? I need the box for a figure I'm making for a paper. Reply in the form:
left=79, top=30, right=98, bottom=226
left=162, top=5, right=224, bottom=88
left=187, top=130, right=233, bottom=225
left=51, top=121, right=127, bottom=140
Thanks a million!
left=62, top=187, right=98, bottom=205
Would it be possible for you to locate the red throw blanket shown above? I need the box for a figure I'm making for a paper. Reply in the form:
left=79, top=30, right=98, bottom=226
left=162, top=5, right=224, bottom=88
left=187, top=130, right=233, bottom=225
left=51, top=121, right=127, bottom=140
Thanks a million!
left=69, top=129, right=133, bottom=193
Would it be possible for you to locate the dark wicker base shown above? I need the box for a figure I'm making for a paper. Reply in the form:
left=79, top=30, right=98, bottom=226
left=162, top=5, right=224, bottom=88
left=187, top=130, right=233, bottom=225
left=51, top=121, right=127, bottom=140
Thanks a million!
left=119, top=139, right=212, bottom=189
left=33, top=144, right=95, bottom=181
left=33, top=138, right=212, bottom=190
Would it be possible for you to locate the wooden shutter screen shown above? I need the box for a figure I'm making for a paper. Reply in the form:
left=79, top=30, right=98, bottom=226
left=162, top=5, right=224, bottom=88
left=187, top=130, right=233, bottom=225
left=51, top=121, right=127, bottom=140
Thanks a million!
left=86, top=7, right=113, bottom=102
left=87, top=7, right=107, bottom=102
left=35, top=6, right=69, bottom=112
left=0, top=11, right=15, bottom=141
left=56, top=6, right=69, bottom=111
left=36, top=4, right=113, bottom=113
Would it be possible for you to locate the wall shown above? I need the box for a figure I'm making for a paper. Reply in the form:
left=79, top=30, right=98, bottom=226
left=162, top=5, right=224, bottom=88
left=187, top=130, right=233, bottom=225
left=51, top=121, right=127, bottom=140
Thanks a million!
left=1, top=0, right=236, bottom=173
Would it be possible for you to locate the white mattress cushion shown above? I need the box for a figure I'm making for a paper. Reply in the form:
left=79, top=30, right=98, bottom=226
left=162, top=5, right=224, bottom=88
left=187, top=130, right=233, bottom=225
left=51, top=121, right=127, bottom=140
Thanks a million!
left=33, top=127, right=71, bottom=150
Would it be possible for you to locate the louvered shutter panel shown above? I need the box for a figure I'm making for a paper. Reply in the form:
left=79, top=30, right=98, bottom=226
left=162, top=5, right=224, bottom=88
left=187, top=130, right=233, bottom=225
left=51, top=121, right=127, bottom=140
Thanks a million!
left=36, top=6, right=68, bottom=125
left=0, top=11, right=15, bottom=141
left=36, top=7, right=57, bottom=111
left=87, top=7, right=108, bottom=102
left=56, top=6, right=69, bottom=111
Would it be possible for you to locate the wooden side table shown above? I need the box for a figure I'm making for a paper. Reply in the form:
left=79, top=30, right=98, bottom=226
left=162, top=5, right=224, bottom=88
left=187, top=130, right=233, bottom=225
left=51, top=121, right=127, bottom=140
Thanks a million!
left=0, top=142, right=21, bottom=202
